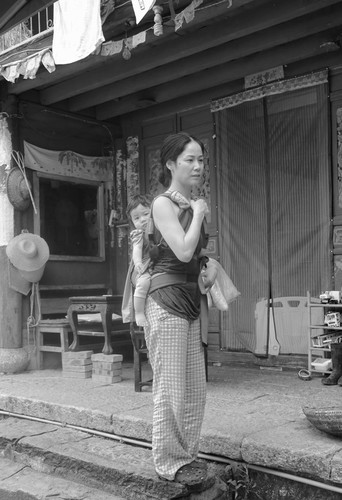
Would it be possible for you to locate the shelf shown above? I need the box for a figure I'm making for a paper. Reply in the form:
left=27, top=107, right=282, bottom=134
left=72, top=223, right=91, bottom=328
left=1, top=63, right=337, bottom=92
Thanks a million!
left=307, top=291, right=335, bottom=376
left=310, top=325, right=342, bottom=330
left=309, top=302, right=342, bottom=308
left=310, top=349, right=331, bottom=353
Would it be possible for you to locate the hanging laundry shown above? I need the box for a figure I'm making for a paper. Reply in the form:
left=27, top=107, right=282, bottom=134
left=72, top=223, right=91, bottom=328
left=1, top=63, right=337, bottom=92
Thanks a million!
left=52, top=0, right=105, bottom=64
left=131, top=0, right=156, bottom=24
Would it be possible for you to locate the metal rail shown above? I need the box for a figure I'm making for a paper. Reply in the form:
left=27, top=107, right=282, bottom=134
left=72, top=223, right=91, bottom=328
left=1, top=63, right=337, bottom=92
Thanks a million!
left=0, top=6, right=53, bottom=55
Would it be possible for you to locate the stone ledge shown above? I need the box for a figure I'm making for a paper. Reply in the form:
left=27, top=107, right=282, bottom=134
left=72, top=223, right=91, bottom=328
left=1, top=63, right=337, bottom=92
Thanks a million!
left=0, top=417, right=228, bottom=500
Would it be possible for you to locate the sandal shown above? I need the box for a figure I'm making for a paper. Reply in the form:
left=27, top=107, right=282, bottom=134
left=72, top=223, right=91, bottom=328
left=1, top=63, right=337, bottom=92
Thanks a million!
left=188, top=459, right=207, bottom=470
left=173, top=463, right=208, bottom=492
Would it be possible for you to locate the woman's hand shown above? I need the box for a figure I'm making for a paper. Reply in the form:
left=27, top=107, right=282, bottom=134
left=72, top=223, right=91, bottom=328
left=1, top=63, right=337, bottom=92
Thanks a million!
left=190, top=198, right=209, bottom=219
left=201, top=264, right=217, bottom=289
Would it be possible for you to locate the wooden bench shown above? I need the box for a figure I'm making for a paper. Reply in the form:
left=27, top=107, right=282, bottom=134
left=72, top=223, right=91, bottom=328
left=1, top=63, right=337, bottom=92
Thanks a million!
left=34, top=285, right=131, bottom=369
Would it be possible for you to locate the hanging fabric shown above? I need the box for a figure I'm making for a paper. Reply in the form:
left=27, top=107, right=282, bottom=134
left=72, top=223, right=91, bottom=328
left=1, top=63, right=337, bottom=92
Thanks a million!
left=131, top=0, right=156, bottom=24
left=52, top=0, right=104, bottom=64
left=24, top=141, right=113, bottom=182
left=213, top=71, right=330, bottom=355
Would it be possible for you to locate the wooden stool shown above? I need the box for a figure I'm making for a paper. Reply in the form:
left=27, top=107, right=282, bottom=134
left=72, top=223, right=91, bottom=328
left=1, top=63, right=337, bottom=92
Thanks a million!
left=130, top=323, right=152, bottom=392
left=35, top=319, right=71, bottom=369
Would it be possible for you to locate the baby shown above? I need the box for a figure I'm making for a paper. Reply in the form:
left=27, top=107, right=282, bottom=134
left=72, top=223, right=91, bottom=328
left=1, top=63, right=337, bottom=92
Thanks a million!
left=126, top=194, right=153, bottom=326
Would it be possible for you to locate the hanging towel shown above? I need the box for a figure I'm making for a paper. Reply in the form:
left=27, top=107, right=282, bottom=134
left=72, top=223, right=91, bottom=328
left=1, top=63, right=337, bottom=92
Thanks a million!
left=52, top=0, right=105, bottom=64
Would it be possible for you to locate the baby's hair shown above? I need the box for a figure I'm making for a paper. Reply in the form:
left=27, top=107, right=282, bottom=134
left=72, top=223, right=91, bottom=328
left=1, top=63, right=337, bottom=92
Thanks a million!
left=126, top=193, right=153, bottom=220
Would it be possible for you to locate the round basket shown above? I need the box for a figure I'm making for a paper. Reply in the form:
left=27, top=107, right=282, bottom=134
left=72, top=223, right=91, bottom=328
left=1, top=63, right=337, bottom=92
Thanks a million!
left=303, top=406, right=342, bottom=437
left=6, top=167, right=31, bottom=211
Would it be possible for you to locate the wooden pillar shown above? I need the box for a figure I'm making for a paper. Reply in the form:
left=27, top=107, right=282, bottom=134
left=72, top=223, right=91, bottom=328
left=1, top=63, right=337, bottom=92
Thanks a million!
left=0, top=90, right=28, bottom=372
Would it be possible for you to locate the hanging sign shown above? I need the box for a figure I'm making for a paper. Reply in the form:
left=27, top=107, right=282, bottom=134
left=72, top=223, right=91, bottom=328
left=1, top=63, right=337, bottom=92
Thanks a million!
left=131, top=0, right=156, bottom=24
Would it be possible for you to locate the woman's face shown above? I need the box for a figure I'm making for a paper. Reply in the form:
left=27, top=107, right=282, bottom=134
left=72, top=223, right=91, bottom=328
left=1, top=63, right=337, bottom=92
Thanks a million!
left=169, top=140, right=204, bottom=188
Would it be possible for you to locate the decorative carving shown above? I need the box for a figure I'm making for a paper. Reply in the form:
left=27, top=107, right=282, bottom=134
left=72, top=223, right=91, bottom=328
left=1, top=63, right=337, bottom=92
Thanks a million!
left=76, top=304, right=97, bottom=311
left=211, top=70, right=328, bottom=112
left=153, top=6, right=163, bottom=36
left=244, top=66, right=284, bottom=89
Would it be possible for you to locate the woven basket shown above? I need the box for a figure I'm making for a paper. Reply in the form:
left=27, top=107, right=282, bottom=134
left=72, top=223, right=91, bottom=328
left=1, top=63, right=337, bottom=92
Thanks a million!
left=303, top=406, right=342, bottom=437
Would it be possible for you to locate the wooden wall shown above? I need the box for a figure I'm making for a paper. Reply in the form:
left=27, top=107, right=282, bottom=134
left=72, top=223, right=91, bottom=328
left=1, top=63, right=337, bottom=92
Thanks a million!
left=120, top=63, right=342, bottom=354
left=16, top=100, right=121, bottom=292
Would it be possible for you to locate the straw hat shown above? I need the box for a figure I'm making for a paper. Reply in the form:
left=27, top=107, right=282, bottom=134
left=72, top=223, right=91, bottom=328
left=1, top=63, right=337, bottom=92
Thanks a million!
left=6, top=168, right=31, bottom=211
left=6, top=232, right=50, bottom=283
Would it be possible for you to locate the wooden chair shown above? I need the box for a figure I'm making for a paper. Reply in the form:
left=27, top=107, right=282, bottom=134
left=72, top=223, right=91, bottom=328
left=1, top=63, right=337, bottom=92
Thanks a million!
left=130, top=323, right=152, bottom=392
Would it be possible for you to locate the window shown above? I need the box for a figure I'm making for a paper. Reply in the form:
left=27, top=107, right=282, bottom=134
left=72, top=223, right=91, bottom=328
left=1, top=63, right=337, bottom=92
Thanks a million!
left=33, top=173, right=105, bottom=261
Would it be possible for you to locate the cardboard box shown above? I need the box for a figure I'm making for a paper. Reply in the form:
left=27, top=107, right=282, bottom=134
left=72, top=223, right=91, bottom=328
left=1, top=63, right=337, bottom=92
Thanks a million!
left=311, top=358, right=332, bottom=372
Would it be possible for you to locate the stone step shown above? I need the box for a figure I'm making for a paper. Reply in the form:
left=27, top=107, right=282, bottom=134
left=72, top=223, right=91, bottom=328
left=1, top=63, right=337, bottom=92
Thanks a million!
left=0, top=416, right=229, bottom=500
left=0, top=456, right=125, bottom=500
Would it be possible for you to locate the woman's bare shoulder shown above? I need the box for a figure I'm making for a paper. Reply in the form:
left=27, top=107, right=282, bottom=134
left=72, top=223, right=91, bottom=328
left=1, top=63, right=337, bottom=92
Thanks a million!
left=153, top=194, right=179, bottom=227
left=153, top=194, right=174, bottom=211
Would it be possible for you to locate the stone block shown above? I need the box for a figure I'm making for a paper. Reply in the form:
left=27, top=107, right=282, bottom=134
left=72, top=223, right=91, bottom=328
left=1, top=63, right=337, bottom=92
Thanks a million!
left=62, top=371, right=92, bottom=379
left=92, top=367, right=121, bottom=377
left=63, top=364, right=93, bottom=373
left=91, top=361, right=122, bottom=371
left=91, top=353, right=123, bottom=363
left=62, top=351, right=93, bottom=359
left=92, top=374, right=122, bottom=384
left=62, top=358, right=92, bottom=367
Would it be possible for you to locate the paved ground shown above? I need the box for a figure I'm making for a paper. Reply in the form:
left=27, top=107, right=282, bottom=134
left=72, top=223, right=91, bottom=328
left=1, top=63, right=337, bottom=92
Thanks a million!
left=0, top=360, right=342, bottom=498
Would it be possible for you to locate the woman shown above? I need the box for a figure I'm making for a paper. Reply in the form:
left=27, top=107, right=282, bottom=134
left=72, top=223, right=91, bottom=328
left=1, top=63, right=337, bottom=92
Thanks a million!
left=144, top=132, right=213, bottom=491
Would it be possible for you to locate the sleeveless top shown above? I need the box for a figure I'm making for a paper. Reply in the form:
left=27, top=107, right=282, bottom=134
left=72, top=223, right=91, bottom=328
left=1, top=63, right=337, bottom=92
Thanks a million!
left=148, top=190, right=208, bottom=320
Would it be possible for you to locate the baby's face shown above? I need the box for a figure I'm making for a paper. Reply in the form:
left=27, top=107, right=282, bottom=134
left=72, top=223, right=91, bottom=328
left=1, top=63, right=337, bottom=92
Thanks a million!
left=130, top=204, right=151, bottom=230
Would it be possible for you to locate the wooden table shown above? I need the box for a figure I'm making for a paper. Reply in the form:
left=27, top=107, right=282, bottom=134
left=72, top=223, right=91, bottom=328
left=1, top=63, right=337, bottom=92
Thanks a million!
left=67, top=295, right=123, bottom=355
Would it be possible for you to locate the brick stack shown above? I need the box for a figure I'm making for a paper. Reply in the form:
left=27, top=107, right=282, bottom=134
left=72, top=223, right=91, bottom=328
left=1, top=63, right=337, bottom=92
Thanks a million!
left=62, top=351, right=93, bottom=378
left=91, top=353, right=123, bottom=384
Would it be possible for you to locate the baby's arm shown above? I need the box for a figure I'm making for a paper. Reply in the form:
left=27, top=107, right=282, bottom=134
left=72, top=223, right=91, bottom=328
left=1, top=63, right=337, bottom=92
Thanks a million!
left=131, top=229, right=144, bottom=274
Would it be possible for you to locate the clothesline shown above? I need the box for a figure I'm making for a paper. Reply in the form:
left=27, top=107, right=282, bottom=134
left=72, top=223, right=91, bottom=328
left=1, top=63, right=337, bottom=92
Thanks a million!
left=0, top=0, right=233, bottom=83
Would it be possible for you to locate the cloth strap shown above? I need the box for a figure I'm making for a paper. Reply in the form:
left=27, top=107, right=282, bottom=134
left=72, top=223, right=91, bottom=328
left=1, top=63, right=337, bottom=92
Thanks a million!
left=149, top=273, right=198, bottom=293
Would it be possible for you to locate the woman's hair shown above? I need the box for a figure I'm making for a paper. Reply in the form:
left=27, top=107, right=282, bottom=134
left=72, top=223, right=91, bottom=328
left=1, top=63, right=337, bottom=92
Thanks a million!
left=126, top=193, right=153, bottom=220
left=159, top=132, right=205, bottom=187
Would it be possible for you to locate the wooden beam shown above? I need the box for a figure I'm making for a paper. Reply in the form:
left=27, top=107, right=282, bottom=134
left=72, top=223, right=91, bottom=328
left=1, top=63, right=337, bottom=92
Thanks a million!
left=121, top=50, right=342, bottom=125
left=97, top=30, right=342, bottom=119
left=0, top=1, right=27, bottom=31
left=69, top=2, right=342, bottom=111
left=37, top=0, right=342, bottom=105
left=0, top=0, right=56, bottom=35
left=8, top=0, right=256, bottom=95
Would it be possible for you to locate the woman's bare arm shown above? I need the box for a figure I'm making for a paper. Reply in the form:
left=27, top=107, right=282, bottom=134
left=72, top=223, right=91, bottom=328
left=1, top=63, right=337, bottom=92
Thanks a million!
left=153, top=196, right=208, bottom=262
